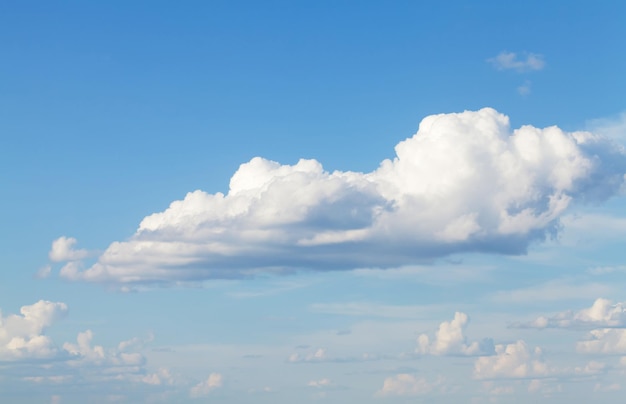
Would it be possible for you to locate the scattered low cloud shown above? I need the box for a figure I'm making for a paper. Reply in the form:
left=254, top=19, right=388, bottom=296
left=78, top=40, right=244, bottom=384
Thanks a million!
left=574, top=360, right=607, bottom=375
left=416, top=312, right=494, bottom=356
left=63, top=330, right=145, bottom=368
left=488, top=51, right=545, bottom=72
left=307, top=378, right=332, bottom=388
left=474, top=340, right=554, bottom=379
left=288, top=348, right=328, bottom=363
left=141, top=368, right=175, bottom=386
left=0, top=300, right=68, bottom=361
left=0, top=300, right=168, bottom=398
left=513, top=298, right=626, bottom=329
left=577, top=329, right=626, bottom=354
left=189, top=373, right=223, bottom=398
left=48, top=108, right=626, bottom=287
left=376, top=374, right=441, bottom=396
left=287, top=347, right=383, bottom=364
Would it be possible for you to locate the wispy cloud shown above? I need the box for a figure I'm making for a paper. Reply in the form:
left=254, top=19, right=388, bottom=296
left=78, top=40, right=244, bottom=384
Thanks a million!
left=489, top=279, right=614, bottom=304
left=586, top=111, right=626, bottom=144
left=488, top=51, right=545, bottom=72
left=309, top=302, right=450, bottom=319
left=517, top=80, right=532, bottom=96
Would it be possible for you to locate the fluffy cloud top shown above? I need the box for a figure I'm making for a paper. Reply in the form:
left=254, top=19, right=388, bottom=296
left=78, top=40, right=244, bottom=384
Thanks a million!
left=416, top=312, right=494, bottom=356
left=488, top=52, right=545, bottom=72
left=515, top=298, right=626, bottom=329
left=53, top=108, right=626, bottom=285
left=0, top=300, right=68, bottom=361
left=474, top=341, right=552, bottom=379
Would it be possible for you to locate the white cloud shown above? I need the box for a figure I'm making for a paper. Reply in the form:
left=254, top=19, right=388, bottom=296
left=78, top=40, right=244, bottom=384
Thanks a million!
left=577, top=328, right=626, bottom=354
left=53, top=108, right=626, bottom=286
left=189, top=373, right=223, bottom=398
left=142, top=368, right=175, bottom=386
left=488, top=51, right=545, bottom=72
left=0, top=301, right=169, bottom=398
left=49, top=237, right=88, bottom=262
left=376, top=374, right=439, bottom=396
left=63, top=330, right=145, bottom=367
left=517, top=80, right=532, bottom=96
left=514, top=298, right=626, bottom=329
left=35, top=265, right=52, bottom=279
left=474, top=340, right=553, bottom=379
left=574, top=360, right=606, bottom=375
left=0, top=300, right=68, bottom=361
left=288, top=348, right=328, bottom=363
left=416, top=312, right=494, bottom=356
left=307, top=378, right=332, bottom=388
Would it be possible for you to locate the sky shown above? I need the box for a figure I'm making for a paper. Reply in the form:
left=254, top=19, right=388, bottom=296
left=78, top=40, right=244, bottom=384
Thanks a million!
left=2, top=1, right=626, bottom=403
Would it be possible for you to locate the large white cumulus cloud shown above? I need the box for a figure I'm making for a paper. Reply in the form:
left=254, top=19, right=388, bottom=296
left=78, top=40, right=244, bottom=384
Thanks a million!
left=57, top=108, right=626, bottom=285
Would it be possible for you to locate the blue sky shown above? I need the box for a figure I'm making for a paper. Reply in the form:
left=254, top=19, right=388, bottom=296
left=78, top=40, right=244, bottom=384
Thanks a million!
left=2, top=1, right=626, bottom=403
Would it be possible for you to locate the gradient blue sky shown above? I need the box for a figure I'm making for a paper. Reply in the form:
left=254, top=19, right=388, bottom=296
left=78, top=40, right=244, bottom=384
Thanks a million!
left=2, top=1, right=626, bottom=403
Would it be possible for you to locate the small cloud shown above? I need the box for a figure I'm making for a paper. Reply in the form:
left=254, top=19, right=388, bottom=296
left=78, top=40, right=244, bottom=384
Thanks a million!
left=35, top=265, right=52, bottom=279
left=288, top=348, right=328, bottom=363
left=488, top=51, right=545, bottom=72
left=376, top=374, right=441, bottom=396
left=512, top=298, right=626, bottom=329
left=517, top=80, right=532, bottom=96
left=49, top=236, right=88, bottom=262
left=190, top=373, right=223, bottom=398
left=416, top=312, right=494, bottom=356
left=308, top=378, right=332, bottom=388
